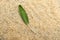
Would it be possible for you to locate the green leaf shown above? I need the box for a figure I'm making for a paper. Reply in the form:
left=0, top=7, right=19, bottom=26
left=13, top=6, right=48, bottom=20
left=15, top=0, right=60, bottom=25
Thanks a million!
left=18, top=5, right=29, bottom=25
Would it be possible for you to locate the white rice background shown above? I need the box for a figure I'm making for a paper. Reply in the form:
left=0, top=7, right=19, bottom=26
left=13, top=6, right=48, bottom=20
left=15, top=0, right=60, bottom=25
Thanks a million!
left=0, top=0, right=60, bottom=40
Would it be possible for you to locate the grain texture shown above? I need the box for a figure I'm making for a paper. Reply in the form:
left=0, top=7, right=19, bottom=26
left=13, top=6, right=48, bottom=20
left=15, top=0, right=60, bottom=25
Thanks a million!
left=0, top=0, right=60, bottom=40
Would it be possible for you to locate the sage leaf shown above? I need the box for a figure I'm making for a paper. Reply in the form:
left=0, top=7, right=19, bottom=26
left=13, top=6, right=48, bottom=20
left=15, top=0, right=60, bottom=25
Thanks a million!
left=18, top=5, right=29, bottom=25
